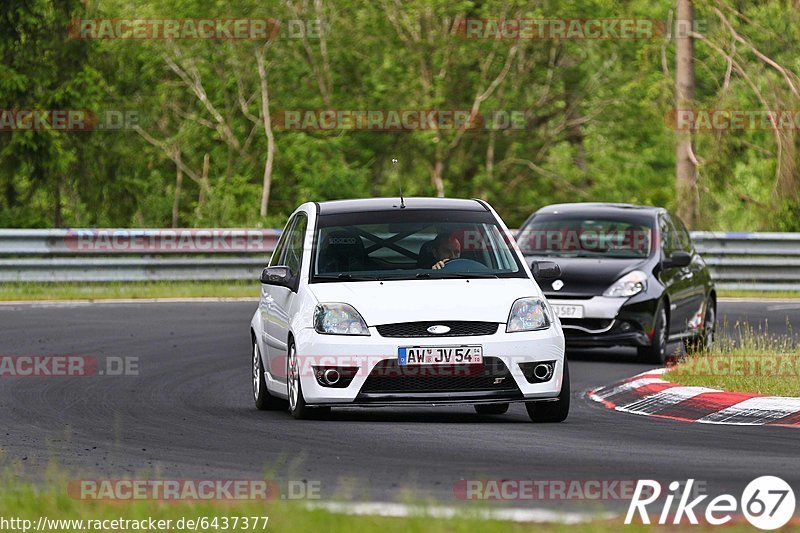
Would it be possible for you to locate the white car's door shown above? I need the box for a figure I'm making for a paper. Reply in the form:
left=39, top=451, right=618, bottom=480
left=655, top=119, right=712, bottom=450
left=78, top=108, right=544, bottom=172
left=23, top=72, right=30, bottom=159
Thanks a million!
left=260, top=216, right=292, bottom=377
left=264, top=213, right=308, bottom=384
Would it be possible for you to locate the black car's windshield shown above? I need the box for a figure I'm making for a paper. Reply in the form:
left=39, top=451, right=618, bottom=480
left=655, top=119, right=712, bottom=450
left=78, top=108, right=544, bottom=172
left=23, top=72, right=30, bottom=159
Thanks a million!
left=311, top=209, right=525, bottom=281
left=517, top=214, right=654, bottom=259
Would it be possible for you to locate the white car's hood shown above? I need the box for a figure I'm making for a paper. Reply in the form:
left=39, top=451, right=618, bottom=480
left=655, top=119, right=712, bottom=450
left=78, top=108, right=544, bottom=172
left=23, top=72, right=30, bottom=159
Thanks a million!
left=307, top=278, right=542, bottom=325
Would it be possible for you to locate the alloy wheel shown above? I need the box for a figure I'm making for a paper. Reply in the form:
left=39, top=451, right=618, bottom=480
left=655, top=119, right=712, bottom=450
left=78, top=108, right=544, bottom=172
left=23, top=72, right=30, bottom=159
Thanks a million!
left=657, top=308, right=667, bottom=355
left=704, top=303, right=716, bottom=348
left=287, top=345, right=299, bottom=412
left=252, top=343, right=261, bottom=401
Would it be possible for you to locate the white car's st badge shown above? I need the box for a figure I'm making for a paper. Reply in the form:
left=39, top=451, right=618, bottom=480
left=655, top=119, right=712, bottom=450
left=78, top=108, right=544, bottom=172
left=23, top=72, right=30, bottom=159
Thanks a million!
left=427, top=325, right=451, bottom=334
left=552, top=279, right=564, bottom=291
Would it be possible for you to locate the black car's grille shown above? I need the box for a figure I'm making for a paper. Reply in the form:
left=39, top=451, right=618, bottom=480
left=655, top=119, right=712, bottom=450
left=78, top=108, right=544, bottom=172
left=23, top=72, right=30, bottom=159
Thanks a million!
left=543, top=293, right=594, bottom=300
left=376, top=321, right=499, bottom=338
left=359, top=357, right=518, bottom=394
left=560, top=318, right=614, bottom=330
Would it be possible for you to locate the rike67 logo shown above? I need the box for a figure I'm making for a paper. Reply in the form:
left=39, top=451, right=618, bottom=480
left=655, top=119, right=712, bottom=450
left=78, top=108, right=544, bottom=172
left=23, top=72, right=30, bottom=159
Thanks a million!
left=626, top=477, right=796, bottom=530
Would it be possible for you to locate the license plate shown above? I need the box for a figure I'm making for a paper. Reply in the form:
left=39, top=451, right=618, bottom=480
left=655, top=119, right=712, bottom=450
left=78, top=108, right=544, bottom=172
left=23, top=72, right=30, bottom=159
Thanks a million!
left=552, top=304, right=584, bottom=318
left=398, top=346, right=483, bottom=366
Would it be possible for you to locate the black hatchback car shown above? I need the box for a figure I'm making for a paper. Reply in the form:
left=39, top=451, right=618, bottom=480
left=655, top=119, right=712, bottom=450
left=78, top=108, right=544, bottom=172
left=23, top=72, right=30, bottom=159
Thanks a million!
left=517, top=203, right=715, bottom=363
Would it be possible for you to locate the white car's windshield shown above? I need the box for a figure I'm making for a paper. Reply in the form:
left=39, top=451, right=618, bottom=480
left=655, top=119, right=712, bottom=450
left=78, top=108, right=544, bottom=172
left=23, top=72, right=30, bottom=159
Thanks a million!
left=311, top=209, right=525, bottom=281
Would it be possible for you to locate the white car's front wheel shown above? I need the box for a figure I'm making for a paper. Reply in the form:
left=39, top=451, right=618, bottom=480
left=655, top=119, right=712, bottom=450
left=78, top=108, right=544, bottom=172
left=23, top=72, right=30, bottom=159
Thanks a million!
left=253, top=342, right=284, bottom=410
left=525, top=359, right=570, bottom=423
left=287, top=341, right=330, bottom=420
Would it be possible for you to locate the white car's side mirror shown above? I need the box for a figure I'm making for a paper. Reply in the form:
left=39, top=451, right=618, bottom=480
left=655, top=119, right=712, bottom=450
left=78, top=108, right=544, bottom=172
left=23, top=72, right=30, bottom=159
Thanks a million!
left=260, top=266, right=293, bottom=286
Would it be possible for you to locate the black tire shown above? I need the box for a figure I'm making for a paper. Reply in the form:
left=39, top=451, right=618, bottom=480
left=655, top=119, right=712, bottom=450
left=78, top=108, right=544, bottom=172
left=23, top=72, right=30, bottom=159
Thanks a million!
left=287, top=341, right=330, bottom=420
left=637, top=302, right=669, bottom=364
left=685, top=297, right=716, bottom=354
left=253, top=341, right=285, bottom=410
left=525, top=359, right=570, bottom=423
left=474, top=403, right=509, bottom=415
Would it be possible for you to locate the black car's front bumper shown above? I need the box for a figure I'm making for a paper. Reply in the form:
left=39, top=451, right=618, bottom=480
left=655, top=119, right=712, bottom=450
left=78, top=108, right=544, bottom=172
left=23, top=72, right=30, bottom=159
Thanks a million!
left=560, top=324, right=651, bottom=347
left=546, top=294, right=660, bottom=348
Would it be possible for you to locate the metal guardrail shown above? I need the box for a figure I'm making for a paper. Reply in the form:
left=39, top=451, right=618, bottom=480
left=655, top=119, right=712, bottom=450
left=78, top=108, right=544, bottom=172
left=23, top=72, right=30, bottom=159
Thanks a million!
left=690, top=232, right=800, bottom=291
left=0, top=228, right=281, bottom=255
left=0, top=229, right=277, bottom=282
left=0, top=229, right=799, bottom=290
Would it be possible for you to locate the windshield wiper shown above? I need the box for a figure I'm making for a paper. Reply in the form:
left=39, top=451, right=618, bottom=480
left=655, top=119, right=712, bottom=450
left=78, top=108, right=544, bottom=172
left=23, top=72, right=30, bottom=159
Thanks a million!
left=421, top=272, right=499, bottom=279
left=314, top=273, right=382, bottom=282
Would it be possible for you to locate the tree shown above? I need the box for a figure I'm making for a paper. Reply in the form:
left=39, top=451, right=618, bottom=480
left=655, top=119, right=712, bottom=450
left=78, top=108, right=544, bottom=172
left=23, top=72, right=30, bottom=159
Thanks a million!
left=0, top=0, right=103, bottom=227
left=675, top=0, right=697, bottom=227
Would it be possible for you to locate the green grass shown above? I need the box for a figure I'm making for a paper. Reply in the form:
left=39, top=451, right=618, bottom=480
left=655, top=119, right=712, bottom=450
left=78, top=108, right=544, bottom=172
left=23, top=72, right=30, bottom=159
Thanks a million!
left=0, top=473, right=774, bottom=533
left=718, top=289, right=800, bottom=299
left=0, top=468, right=616, bottom=533
left=0, top=283, right=797, bottom=303
left=664, top=322, right=800, bottom=396
left=0, top=281, right=258, bottom=301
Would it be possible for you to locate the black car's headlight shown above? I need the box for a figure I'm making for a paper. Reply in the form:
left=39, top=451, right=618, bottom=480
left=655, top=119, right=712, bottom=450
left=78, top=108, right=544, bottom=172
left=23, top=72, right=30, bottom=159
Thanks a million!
left=314, top=303, right=370, bottom=335
left=506, top=298, right=551, bottom=332
left=603, top=270, right=647, bottom=298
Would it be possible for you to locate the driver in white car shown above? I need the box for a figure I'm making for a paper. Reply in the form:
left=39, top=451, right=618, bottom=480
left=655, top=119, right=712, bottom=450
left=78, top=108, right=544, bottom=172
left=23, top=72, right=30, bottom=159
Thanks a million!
left=430, top=233, right=462, bottom=270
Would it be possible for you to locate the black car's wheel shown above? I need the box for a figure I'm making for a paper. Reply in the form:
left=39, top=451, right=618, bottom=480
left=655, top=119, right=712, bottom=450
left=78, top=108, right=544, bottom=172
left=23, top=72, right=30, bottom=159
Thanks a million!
left=526, top=359, right=570, bottom=423
left=253, top=342, right=285, bottom=410
left=287, top=341, right=330, bottom=420
left=474, top=403, right=509, bottom=415
left=637, top=302, right=669, bottom=364
left=685, top=298, right=716, bottom=354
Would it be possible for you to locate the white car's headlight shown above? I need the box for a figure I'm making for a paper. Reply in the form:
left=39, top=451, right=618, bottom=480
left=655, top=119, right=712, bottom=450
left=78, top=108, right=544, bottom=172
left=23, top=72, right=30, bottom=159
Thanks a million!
left=603, top=270, right=648, bottom=298
left=314, top=303, right=370, bottom=336
left=506, top=298, right=551, bottom=332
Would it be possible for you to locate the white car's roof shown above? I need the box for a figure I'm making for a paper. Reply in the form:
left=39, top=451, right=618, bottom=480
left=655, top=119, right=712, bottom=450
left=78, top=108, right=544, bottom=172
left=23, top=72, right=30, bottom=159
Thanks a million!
left=316, top=197, right=488, bottom=215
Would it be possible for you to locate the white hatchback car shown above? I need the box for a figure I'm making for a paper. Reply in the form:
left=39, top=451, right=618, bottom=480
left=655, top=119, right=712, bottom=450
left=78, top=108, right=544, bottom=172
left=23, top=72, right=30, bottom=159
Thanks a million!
left=250, top=198, right=568, bottom=422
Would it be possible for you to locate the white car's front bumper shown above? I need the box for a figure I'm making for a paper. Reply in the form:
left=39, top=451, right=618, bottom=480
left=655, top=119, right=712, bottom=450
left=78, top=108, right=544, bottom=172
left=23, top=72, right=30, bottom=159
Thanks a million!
left=292, top=325, right=565, bottom=406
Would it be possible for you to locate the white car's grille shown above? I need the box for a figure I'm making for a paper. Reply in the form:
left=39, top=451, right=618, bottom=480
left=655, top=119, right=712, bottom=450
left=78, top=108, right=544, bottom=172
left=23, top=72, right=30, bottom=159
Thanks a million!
left=376, top=321, right=499, bottom=337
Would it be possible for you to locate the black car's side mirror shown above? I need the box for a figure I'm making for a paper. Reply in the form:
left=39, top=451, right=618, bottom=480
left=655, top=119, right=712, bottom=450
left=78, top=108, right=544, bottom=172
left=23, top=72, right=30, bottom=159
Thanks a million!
left=260, top=266, right=293, bottom=286
left=531, top=261, right=561, bottom=279
left=663, top=251, right=692, bottom=269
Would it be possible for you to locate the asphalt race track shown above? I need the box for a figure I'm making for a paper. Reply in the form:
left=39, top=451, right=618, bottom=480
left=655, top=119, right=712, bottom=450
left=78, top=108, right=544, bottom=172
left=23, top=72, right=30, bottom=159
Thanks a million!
left=1, top=299, right=799, bottom=511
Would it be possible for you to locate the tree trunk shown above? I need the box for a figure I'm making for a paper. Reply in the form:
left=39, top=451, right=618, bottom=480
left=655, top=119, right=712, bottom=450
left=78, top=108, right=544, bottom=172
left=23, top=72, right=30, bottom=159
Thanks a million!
left=195, top=153, right=210, bottom=224
left=564, top=66, right=589, bottom=184
left=431, top=159, right=445, bottom=197
left=431, top=139, right=445, bottom=197
left=486, top=129, right=496, bottom=182
left=775, top=129, right=798, bottom=202
left=172, top=152, right=184, bottom=228
left=675, top=0, right=697, bottom=226
left=256, top=47, right=275, bottom=218
left=54, top=175, right=62, bottom=227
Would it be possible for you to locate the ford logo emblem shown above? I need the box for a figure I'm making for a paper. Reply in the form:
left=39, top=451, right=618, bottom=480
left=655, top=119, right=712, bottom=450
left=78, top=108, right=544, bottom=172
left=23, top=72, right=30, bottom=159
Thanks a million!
left=427, top=325, right=451, bottom=335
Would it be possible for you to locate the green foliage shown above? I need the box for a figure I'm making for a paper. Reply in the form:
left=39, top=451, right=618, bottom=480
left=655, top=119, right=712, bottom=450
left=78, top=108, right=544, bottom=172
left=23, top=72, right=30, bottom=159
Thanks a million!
left=1, top=0, right=798, bottom=230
